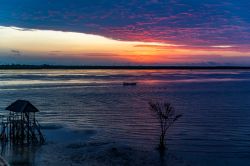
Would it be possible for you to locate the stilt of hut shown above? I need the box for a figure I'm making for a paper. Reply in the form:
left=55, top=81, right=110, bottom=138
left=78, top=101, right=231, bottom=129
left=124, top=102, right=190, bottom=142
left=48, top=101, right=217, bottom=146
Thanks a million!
left=0, top=100, right=45, bottom=145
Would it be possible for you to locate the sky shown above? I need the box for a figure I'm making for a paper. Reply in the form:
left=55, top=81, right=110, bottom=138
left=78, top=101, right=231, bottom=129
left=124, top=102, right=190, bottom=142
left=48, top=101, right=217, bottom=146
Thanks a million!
left=0, top=0, right=250, bottom=65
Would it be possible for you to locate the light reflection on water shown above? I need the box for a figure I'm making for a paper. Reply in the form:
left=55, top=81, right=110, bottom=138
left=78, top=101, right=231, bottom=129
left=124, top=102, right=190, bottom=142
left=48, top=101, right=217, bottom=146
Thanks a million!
left=0, top=69, right=250, bottom=165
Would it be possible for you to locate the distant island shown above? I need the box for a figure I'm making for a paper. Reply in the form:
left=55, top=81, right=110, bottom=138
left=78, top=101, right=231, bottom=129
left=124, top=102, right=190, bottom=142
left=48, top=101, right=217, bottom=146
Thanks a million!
left=0, top=64, right=250, bottom=70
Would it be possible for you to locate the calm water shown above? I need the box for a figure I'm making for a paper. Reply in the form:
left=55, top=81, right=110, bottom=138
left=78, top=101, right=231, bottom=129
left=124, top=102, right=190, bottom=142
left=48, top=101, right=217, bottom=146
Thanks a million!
left=1, top=69, right=250, bottom=165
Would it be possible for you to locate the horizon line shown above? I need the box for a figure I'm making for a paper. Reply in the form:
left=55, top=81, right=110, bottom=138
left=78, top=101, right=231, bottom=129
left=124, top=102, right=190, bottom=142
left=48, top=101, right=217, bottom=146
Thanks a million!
left=1, top=64, right=250, bottom=70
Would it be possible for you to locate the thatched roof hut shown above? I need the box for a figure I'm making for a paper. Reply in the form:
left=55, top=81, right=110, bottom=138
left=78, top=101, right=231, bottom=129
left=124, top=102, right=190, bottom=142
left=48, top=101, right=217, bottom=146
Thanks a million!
left=1, top=100, right=45, bottom=145
left=5, top=100, right=39, bottom=113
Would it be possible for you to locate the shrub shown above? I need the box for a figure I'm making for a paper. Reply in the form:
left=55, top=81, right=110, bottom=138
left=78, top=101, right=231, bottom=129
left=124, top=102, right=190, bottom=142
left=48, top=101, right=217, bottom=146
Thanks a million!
left=149, top=101, right=182, bottom=150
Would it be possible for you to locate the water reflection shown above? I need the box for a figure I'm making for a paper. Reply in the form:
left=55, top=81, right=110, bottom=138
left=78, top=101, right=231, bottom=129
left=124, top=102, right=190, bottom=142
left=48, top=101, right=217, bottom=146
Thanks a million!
left=1, top=69, right=250, bottom=89
left=1, top=143, right=39, bottom=166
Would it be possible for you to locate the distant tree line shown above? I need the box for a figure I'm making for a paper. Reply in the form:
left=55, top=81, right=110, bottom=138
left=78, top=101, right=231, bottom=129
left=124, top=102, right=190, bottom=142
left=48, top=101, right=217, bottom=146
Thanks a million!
left=0, top=64, right=250, bottom=70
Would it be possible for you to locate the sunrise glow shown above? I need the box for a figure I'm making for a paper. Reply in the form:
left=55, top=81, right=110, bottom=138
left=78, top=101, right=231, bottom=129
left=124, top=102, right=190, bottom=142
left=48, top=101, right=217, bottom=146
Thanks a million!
left=1, top=26, right=250, bottom=65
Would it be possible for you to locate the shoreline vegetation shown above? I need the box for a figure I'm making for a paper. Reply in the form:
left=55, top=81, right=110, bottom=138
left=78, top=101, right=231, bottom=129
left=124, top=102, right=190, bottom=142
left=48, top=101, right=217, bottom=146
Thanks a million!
left=0, top=64, right=250, bottom=70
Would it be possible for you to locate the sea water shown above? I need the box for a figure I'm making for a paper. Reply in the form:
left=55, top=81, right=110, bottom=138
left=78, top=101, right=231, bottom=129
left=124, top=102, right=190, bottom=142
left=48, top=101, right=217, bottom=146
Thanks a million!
left=0, top=69, right=250, bottom=165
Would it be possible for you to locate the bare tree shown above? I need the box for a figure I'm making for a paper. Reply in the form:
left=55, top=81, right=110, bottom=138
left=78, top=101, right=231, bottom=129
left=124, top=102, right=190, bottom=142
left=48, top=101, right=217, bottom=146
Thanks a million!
left=149, top=101, right=182, bottom=150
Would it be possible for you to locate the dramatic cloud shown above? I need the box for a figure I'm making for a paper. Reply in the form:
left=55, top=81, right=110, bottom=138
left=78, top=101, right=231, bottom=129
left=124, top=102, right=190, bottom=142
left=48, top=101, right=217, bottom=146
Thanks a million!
left=1, top=0, right=250, bottom=46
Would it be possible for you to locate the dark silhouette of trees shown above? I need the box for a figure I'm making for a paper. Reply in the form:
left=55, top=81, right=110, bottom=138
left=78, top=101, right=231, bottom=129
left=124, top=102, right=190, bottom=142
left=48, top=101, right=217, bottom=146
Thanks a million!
left=149, top=101, right=182, bottom=151
left=1, top=64, right=249, bottom=70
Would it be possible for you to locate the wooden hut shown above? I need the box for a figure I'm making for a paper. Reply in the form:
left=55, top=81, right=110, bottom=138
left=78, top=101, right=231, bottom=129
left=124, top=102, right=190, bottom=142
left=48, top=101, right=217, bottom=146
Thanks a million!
left=0, top=100, right=45, bottom=145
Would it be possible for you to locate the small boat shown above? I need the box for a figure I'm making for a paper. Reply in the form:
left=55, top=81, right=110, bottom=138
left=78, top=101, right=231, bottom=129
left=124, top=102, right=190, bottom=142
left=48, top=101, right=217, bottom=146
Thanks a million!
left=123, top=82, right=137, bottom=86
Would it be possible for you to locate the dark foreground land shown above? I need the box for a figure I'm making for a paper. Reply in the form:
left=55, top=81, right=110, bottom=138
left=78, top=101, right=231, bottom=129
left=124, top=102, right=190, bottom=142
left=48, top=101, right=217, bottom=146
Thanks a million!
left=1, top=64, right=250, bottom=70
